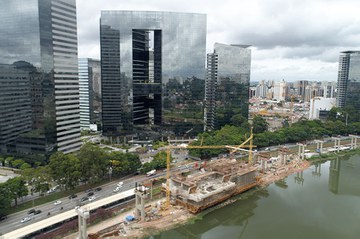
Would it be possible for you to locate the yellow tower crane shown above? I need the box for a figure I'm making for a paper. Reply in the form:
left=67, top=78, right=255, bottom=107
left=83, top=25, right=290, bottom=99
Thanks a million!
left=164, top=129, right=255, bottom=209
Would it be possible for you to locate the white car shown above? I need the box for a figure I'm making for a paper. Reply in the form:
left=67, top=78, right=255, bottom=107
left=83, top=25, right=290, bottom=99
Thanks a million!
left=21, top=217, right=31, bottom=223
left=88, top=196, right=96, bottom=202
left=113, top=187, right=120, bottom=193
left=117, top=181, right=123, bottom=187
left=54, top=200, right=62, bottom=205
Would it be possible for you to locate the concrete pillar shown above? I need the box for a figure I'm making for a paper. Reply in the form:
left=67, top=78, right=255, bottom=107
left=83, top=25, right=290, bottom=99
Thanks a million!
left=297, top=143, right=305, bottom=160
left=349, top=135, right=358, bottom=149
left=332, top=137, right=341, bottom=152
left=76, top=207, right=90, bottom=239
left=315, top=140, right=324, bottom=154
left=135, top=185, right=149, bottom=221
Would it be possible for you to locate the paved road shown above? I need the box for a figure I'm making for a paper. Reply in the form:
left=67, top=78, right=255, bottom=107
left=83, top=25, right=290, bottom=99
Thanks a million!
left=0, top=175, right=146, bottom=234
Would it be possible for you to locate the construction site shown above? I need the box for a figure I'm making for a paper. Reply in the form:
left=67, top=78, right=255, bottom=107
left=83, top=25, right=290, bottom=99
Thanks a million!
left=77, top=131, right=336, bottom=239
left=168, top=158, right=258, bottom=213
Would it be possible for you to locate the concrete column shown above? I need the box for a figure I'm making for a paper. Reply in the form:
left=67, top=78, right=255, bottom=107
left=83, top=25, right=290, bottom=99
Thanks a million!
left=331, top=137, right=341, bottom=152
left=349, top=135, right=358, bottom=149
left=76, top=207, right=89, bottom=239
left=135, top=185, right=149, bottom=221
left=314, top=140, right=324, bottom=154
left=297, top=143, right=305, bottom=160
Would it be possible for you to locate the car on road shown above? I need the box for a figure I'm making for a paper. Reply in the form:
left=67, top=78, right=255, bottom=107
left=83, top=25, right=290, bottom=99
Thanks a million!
left=95, top=187, right=102, bottom=192
left=85, top=188, right=93, bottom=193
left=21, top=217, right=31, bottom=223
left=28, top=209, right=36, bottom=214
left=34, top=210, right=42, bottom=215
left=117, top=181, right=123, bottom=187
left=0, top=215, right=7, bottom=221
left=113, top=187, right=121, bottom=193
left=68, top=194, right=77, bottom=199
left=54, top=200, right=62, bottom=205
left=80, top=196, right=88, bottom=202
left=88, top=196, right=96, bottom=202
left=87, top=191, right=94, bottom=197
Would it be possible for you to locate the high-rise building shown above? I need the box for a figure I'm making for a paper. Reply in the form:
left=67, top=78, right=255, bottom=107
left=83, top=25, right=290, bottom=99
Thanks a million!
left=100, top=11, right=206, bottom=139
left=336, top=51, right=360, bottom=114
left=204, top=43, right=251, bottom=131
left=296, top=80, right=309, bottom=100
left=78, top=58, right=101, bottom=130
left=273, top=79, right=287, bottom=101
left=0, top=0, right=81, bottom=155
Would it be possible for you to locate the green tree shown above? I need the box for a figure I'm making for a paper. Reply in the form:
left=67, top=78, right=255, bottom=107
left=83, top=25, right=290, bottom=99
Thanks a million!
left=230, top=114, right=249, bottom=129
left=6, top=177, right=28, bottom=206
left=12, top=159, right=25, bottom=169
left=0, top=184, right=11, bottom=217
left=78, top=143, right=108, bottom=183
left=48, top=152, right=81, bottom=190
left=22, top=166, right=51, bottom=195
left=253, top=115, right=269, bottom=134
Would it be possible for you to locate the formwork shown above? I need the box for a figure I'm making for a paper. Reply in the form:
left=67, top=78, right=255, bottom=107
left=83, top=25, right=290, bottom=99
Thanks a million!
left=169, top=158, right=258, bottom=213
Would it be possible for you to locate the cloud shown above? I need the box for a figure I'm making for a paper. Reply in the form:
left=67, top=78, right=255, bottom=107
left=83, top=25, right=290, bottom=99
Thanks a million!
left=76, top=0, right=360, bottom=81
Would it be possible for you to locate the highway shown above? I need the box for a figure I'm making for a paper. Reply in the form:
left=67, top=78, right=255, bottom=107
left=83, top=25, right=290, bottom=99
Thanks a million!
left=0, top=176, right=143, bottom=234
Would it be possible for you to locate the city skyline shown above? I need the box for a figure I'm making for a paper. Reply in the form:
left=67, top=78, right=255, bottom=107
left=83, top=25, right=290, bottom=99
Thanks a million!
left=76, top=0, right=360, bottom=82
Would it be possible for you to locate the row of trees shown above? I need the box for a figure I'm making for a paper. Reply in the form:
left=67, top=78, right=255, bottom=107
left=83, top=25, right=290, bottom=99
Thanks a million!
left=0, top=177, right=28, bottom=216
left=190, top=115, right=360, bottom=158
left=34, top=143, right=142, bottom=191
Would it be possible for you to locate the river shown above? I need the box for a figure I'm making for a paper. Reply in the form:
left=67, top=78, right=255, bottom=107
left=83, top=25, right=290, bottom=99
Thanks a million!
left=148, top=154, right=360, bottom=239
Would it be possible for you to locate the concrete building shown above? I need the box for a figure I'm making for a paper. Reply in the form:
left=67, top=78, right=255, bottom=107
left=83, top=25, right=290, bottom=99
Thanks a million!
left=0, top=0, right=81, bottom=155
left=100, top=11, right=206, bottom=139
left=322, top=81, right=336, bottom=98
left=296, top=80, right=309, bottom=101
left=255, top=80, right=268, bottom=98
left=309, top=97, right=336, bottom=120
left=204, top=43, right=251, bottom=131
left=336, top=51, right=360, bottom=114
left=78, top=58, right=101, bottom=130
left=272, top=79, right=287, bottom=101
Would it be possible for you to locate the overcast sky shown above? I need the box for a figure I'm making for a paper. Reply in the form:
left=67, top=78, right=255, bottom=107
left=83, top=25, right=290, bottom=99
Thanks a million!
left=76, top=0, right=360, bottom=82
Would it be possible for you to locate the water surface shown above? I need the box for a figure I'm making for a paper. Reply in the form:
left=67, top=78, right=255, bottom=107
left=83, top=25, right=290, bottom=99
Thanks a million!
left=150, top=154, right=360, bottom=239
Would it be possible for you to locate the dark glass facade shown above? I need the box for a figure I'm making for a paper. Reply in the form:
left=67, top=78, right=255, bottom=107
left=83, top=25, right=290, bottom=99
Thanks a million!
left=0, top=0, right=81, bottom=155
left=100, top=11, right=206, bottom=138
left=336, top=51, right=360, bottom=122
left=204, top=43, right=251, bottom=130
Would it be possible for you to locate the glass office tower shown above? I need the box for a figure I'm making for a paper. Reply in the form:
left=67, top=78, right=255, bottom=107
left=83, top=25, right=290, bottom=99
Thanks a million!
left=100, top=11, right=206, bottom=139
left=204, top=43, right=251, bottom=131
left=336, top=51, right=360, bottom=122
left=78, top=58, right=101, bottom=130
left=0, top=0, right=81, bottom=155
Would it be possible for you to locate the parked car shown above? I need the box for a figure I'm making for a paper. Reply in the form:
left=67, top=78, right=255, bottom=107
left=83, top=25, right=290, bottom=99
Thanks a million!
left=54, top=200, right=62, bottom=205
left=0, top=216, right=7, bottom=221
left=21, top=217, right=31, bottom=223
left=117, top=181, right=124, bottom=187
left=113, top=187, right=120, bottom=193
left=85, top=188, right=93, bottom=193
left=87, top=192, right=94, bottom=197
left=95, top=187, right=102, bottom=192
left=68, top=194, right=77, bottom=199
